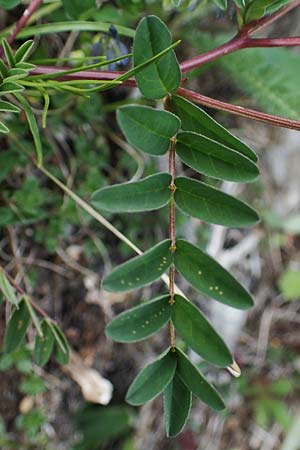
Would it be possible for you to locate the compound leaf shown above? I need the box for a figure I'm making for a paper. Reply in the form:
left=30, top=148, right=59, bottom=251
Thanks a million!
left=117, top=105, right=180, bottom=156
left=133, top=15, right=181, bottom=99
left=164, top=372, right=192, bottom=437
left=105, top=295, right=171, bottom=343
left=174, top=239, right=254, bottom=309
left=176, top=131, right=259, bottom=182
left=170, top=95, right=257, bottom=162
left=103, top=239, right=173, bottom=292
left=174, top=176, right=260, bottom=227
left=34, top=319, right=55, bottom=367
left=172, top=295, right=233, bottom=366
left=126, top=348, right=177, bottom=405
left=92, top=173, right=172, bottom=213
left=4, top=299, right=30, bottom=353
left=176, top=348, right=225, bottom=410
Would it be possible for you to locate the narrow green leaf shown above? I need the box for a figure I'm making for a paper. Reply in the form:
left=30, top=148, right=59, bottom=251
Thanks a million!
left=50, top=323, right=70, bottom=365
left=0, top=82, right=24, bottom=94
left=5, top=68, right=28, bottom=82
left=170, top=95, right=257, bottom=162
left=34, top=319, right=55, bottom=367
left=0, top=59, right=8, bottom=77
left=174, top=177, right=260, bottom=227
left=117, top=106, right=180, bottom=156
left=164, top=372, right=192, bottom=438
left=15, top=62, right=35, bottom=71
left=126, top=348, right=177, bottom=405
left=62, top=0, right=96, bottom=19
left=0, top=100, right=20, bottom=113
left=92, top=173, right=172, bottom=213
left=175, top=239, right=254, bottom=309
left=214, top=0, right=228, bottom=9
left=0, top=121, right=9, bottom=133
left=106, top=295, right=171, bottom=343
left=0, top=269, right=18, bottom=307
left=176, top=131, right=259, bottom=182
left=11, top=21, right=135, bottom=40
left=133, top=15, right=181, bottom=99
left=172, top=295, right=233, bottom=366
left=1, top=39, right=15, bottom=67
left=103, top=239, right=173, bottom=292
left=23, top=295, right=43, bottom=337
left=14, top=40, right=34, bottom=63
left=14, top=93, right=43, bottom=167
left=0, top=0, right=21, bottom=9
left=176, top=348, right=225, bottom=410
left=4, top=299, right=30, bottom=353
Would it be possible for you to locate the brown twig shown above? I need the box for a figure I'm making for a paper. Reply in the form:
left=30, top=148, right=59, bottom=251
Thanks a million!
left=2, top=268, right=51, bottom=320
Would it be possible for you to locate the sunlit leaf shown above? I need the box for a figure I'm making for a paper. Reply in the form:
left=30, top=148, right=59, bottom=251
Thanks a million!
left=92, top=173, right=172, bottom=212
left=117, top=105, right=180, bottom=156
left=174, top=176, right=260, bottom=227
left=0, top=269, right=18, bottom=307
left=126, top=348, right=177, bottom=405
left=174, top=240, right=254, bottom=309
left=103, top=239, right=173, bottom=292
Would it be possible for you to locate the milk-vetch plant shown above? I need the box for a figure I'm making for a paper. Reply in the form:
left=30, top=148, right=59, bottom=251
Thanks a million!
left=91, top=15, right=260, bottom=437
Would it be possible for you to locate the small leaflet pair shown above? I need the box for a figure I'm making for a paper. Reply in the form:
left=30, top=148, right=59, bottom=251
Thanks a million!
left=92, top=15, right=260, bottom=437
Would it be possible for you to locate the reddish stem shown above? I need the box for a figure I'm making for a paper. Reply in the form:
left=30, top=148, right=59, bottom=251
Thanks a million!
left=177, top=87, right=300, bottom=131
left=3, top=269, right=50, bottom=319
left=8, top=0, right=44, bottom=46
left=0, top=0, right=44, bottom=58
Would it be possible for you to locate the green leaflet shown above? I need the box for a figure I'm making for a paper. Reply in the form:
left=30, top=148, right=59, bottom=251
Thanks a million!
left=176, top=348, right=225, bottom=410
left=126, top=348, right=177, bottom=405
left=133, top=16, right=181, bottom=99
left=174, top=240, right=254, bottom=309
left=105, top=295, right=171, bottom=343
left=117, top=106, right=180, bottom=156
left=91, top=173, right=172, bottom=213
left=176, top=131, right=259, bottom=183
left=170, top=95, right=257, bottom=162
left=172, top=295, right=233, bottom=366
left=213, top=0, right=228, bottom=9
left=14, top=94, right=43, bottom=167
left=34, top=319, right=55, bottom=367
left=0, top=121, right=9, bottom=133
left=164, top=372, right=192, bottom=438
left=0, top=100, right=20, bottom=113
left=50, top=323, right=70, bottom=365
left=102, top=239, right=173, bottom=292
left=4, top=299, right=30, bottom=353
left=0, top=270, right=18, bottom=307
left=174, top=176, right=260, bottom=227
left=14, top=40, right=34, bottom=63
